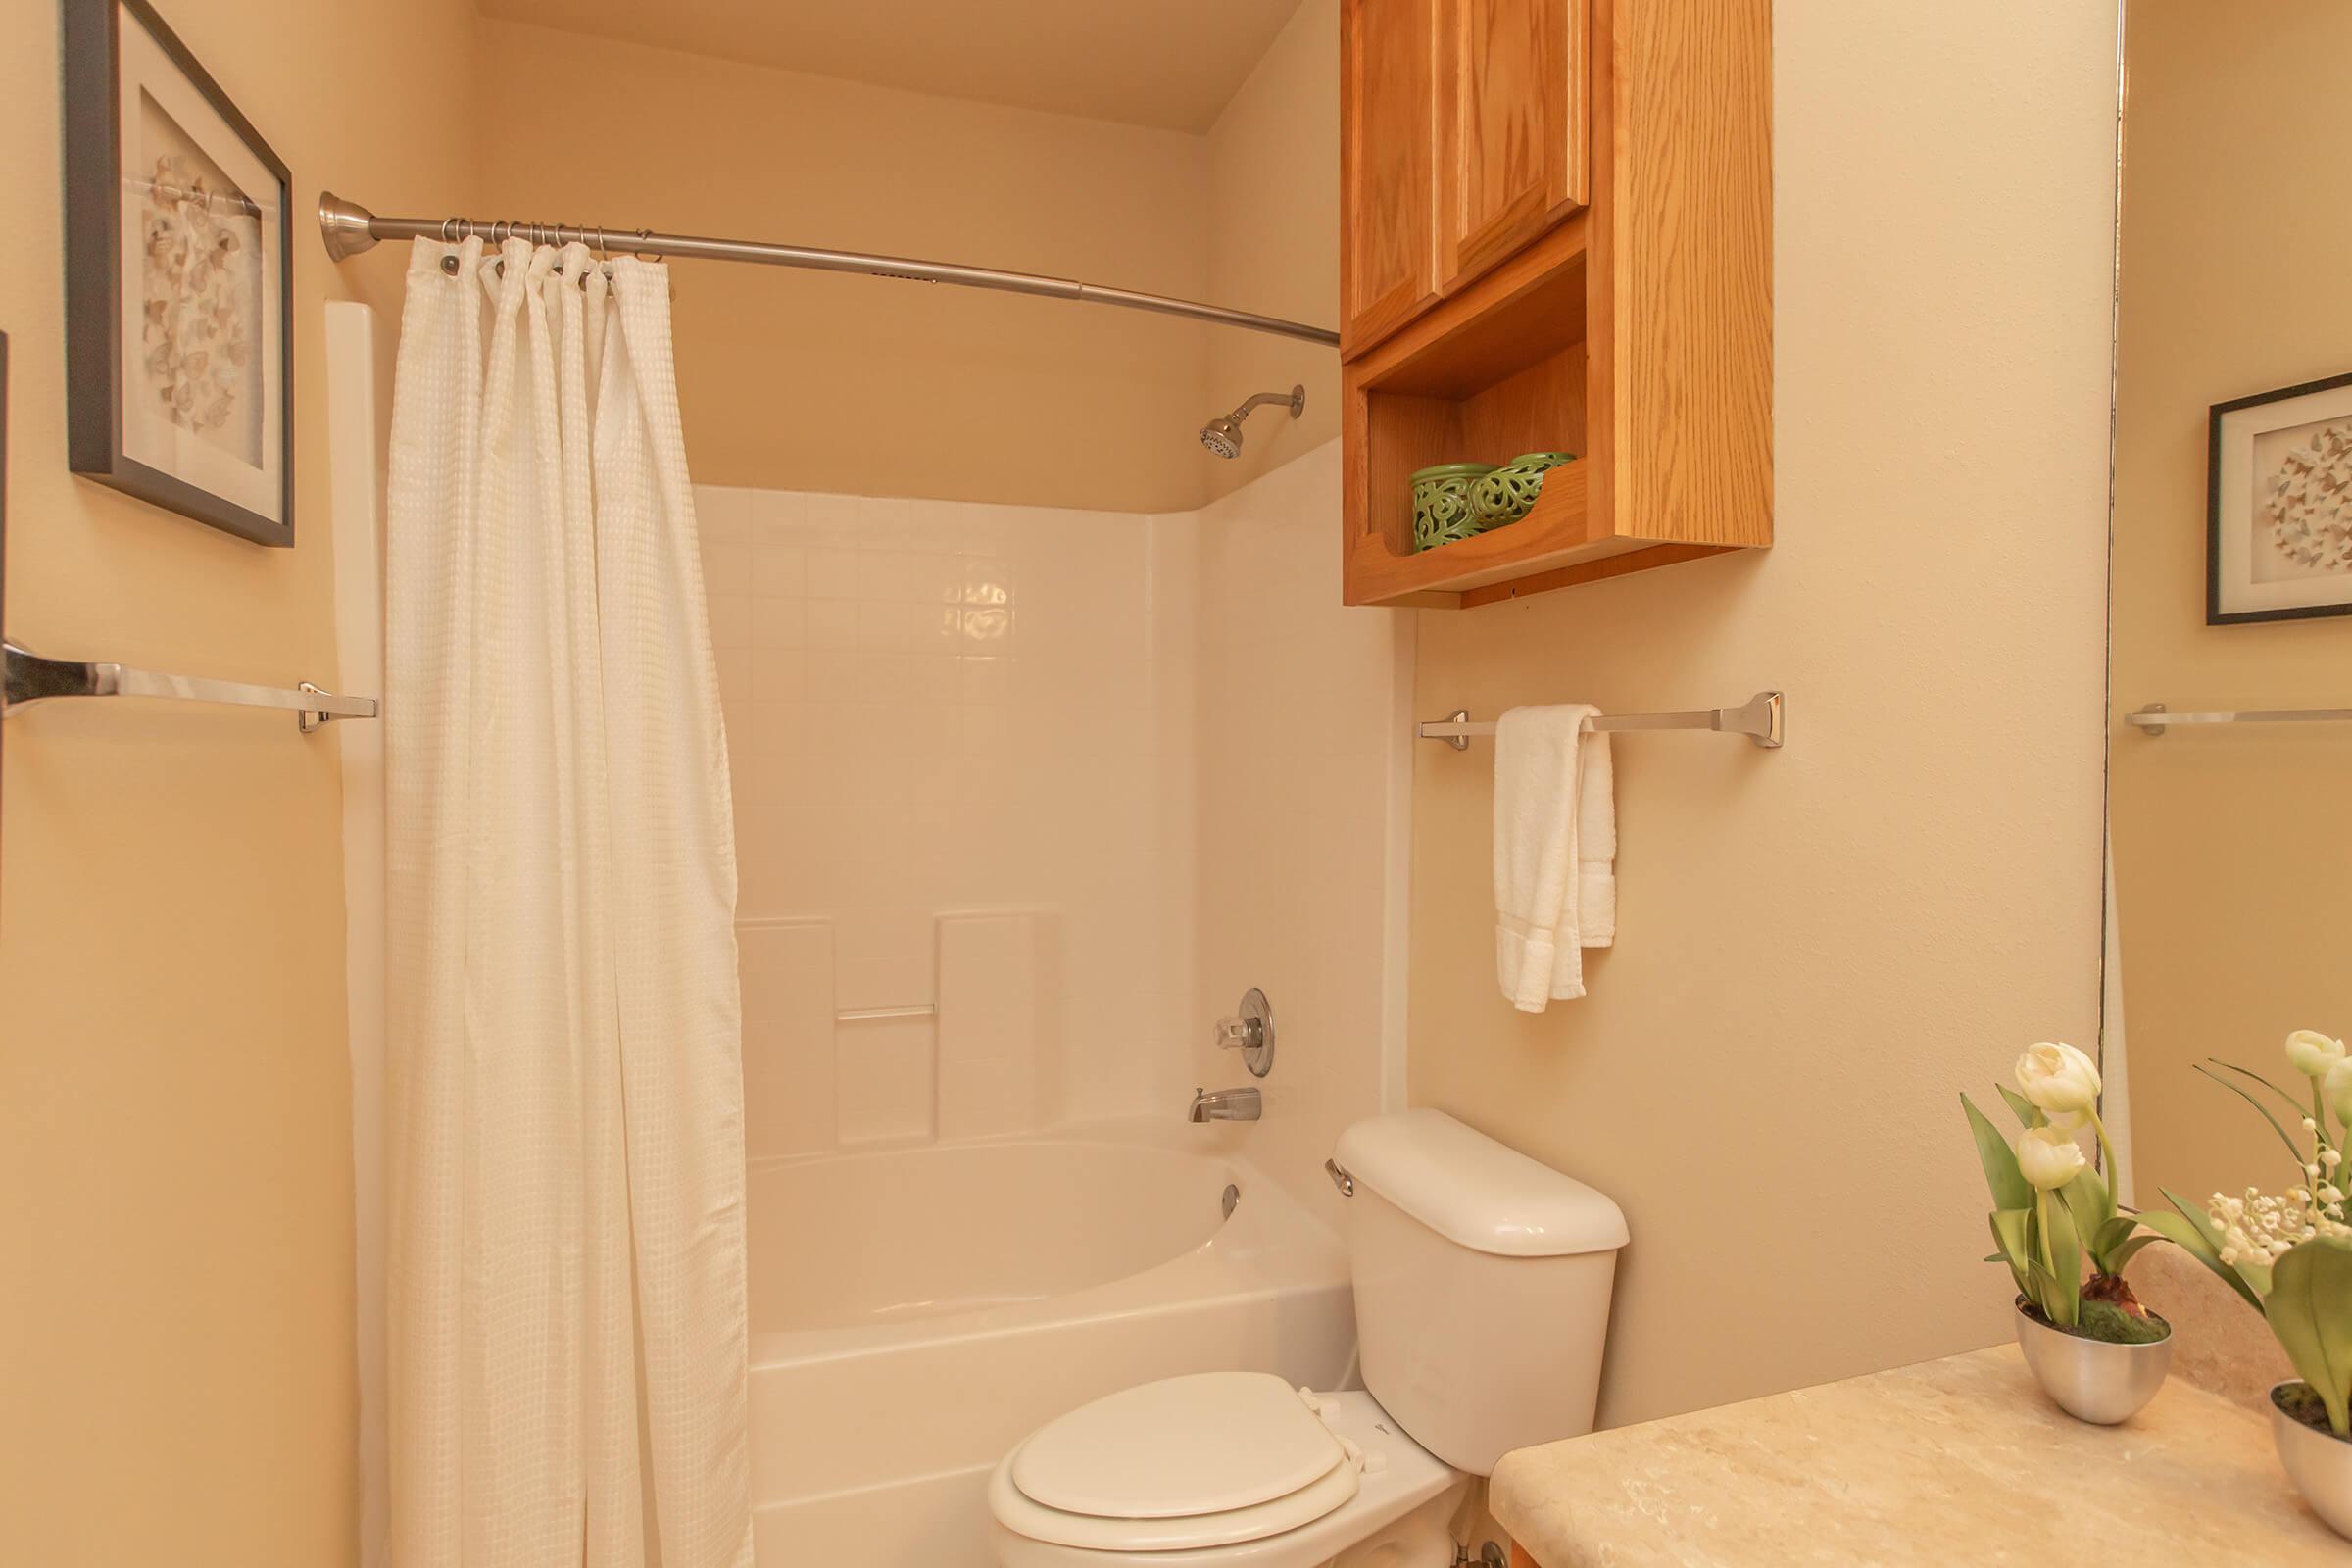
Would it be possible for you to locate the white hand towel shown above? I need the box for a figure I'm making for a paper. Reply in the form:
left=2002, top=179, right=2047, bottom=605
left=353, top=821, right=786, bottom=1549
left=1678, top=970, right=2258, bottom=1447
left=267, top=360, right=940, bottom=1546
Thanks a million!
left=1577, top=729, right=1616, bottom=947
left=1493, top=705, right=1617, bottom=1010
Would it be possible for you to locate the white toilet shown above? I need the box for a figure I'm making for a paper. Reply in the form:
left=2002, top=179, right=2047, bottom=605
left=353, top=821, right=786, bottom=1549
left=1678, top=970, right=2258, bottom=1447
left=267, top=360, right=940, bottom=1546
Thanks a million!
left=987, top=1109, right=1629, bottom=1568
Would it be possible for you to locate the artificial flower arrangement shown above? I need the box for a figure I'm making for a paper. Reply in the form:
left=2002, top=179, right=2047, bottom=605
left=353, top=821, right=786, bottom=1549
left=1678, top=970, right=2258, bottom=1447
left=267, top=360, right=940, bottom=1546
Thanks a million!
left=1963, top=1042, right=2169, bottom=1345
left=1965, top=1028, right=2352, bottom=1533
left=2152, top=1029, right=2352, bottom=1449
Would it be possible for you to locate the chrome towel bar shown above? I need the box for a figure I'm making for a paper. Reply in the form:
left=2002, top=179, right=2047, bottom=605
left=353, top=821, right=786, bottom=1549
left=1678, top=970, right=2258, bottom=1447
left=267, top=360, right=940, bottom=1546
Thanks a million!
left=2, top=640, right=377, bottom=733
left=2127, top=702, right=2352, bottom=737
left=1416, top=691, right=1786, bottom=751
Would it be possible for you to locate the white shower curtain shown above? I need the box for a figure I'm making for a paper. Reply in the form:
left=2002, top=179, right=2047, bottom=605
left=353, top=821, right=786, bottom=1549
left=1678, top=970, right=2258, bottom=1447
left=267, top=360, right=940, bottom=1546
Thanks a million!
left=382, top=235, right=754, bottom=1568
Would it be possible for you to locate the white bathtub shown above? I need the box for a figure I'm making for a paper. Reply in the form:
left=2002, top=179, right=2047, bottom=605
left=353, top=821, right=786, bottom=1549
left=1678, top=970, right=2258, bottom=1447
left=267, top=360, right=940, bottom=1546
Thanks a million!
left=746, top=1122, right=1356, bottom=1566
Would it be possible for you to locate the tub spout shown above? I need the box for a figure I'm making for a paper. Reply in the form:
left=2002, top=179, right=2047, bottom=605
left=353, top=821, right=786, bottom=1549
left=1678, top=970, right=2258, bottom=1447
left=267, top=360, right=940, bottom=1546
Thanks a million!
left=1188, top=1086, right=1261, bottom=1123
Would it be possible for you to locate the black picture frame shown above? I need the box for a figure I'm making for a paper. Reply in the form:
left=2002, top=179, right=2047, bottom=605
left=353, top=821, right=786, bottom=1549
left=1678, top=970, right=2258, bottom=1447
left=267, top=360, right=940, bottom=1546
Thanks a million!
left=63, top=0, right=294, bottom=547
left=2207, top=368, right=2352, bottom=626
left=1, top=329, right=10, bottom=830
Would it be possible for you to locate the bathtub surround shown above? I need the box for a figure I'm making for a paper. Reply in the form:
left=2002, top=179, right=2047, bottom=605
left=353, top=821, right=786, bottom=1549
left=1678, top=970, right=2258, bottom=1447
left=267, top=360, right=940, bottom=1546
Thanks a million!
left=1407, top=0, right=2119, bottom=1428
left=710, top=440, right=1411, bottom=1221
left=384, top=239, right=752, bottom=1567
left=1187, top=439, right=1416, bottom=1230
left=705, top=486, right=1193, bottom=1139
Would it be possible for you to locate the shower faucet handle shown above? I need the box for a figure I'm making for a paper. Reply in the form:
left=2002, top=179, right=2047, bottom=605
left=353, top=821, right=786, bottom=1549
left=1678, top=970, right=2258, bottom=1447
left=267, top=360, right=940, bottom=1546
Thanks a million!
left=1213, top=988, right=1275, bottom=1078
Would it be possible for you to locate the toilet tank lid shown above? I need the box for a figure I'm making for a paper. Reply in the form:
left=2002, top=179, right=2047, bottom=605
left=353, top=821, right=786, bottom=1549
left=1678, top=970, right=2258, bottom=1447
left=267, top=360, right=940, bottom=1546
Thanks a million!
left=1335, top=1109, right=1629, bottom=1257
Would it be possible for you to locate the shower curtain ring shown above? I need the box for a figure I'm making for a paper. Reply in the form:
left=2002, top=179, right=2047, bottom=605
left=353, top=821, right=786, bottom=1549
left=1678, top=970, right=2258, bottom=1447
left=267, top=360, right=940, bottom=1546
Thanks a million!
left=632, top=228, right=662, bottom=262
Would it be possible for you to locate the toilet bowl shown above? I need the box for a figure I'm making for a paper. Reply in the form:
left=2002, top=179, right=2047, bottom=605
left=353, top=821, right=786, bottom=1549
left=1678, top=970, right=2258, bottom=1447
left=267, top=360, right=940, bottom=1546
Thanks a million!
left=986, top=1374, right=1465, bottom=1568
left=989, top=1111, right=1629, bottom=1568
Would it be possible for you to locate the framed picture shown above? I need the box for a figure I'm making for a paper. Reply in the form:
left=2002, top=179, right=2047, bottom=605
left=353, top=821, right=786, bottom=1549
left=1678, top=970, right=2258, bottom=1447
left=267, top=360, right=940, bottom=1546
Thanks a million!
left=2208, top=370, right=2352, bottom=625
left=63, top=0, right=293, bottom=547
left=1, top=330, right=9, bottom=833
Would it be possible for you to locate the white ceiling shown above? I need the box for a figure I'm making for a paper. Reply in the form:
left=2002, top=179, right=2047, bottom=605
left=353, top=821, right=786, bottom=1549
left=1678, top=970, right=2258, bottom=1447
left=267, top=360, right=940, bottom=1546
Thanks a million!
left=476, top=0, right=1307, bottom=133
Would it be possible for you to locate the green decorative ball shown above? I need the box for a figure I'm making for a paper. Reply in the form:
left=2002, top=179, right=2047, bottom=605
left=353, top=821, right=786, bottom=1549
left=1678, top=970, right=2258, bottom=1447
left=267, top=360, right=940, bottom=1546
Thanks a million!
left=1411, top=463, right=1496, bottom=551
left=1470, top=452, right=1578, bottom=531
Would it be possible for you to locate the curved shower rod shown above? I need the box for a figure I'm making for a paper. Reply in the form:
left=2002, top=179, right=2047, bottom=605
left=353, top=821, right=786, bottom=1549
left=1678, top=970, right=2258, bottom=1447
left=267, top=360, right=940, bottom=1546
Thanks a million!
left=317, top=193, right=1342, bottom=348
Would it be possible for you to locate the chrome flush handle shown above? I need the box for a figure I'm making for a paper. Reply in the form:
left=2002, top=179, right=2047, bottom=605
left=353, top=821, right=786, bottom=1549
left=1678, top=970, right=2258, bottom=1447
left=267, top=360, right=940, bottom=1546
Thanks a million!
left=1324, top=1159, right=1354, bottom=1198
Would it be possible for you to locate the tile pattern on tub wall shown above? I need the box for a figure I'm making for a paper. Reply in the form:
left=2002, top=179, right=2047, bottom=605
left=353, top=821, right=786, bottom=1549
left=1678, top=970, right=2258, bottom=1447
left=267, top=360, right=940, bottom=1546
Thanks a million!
left=738, top=920, right=836, bottom=1158
left=699, top=481, right=1174, bottom=1122
left=835, top=1014, right=937, bottom=1145
left=937, top=912, right=1061, bottom=1139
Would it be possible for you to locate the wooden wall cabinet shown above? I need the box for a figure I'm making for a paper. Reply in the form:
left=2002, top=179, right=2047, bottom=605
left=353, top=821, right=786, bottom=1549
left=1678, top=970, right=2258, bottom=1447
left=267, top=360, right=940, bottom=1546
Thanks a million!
left=1436, top=0, right=1588, bottom=294
left=1339, top=0, right=1440, bottom=354
left=1339, top=0, right=1773, bottom=609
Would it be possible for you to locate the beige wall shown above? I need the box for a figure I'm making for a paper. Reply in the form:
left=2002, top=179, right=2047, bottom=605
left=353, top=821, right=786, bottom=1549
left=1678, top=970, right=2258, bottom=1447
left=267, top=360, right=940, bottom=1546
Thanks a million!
left=1201, top=0, right=1342, bottom=501
left=477, top=20, right=1224, bottom=514
left=1405, top=0, right=2119, bottom=1428
left=0, top=1, right=477, bottom=1564
left=2111, top=1, right=2352, bottom=1208
left=476, top=12, right=1346, bottom=514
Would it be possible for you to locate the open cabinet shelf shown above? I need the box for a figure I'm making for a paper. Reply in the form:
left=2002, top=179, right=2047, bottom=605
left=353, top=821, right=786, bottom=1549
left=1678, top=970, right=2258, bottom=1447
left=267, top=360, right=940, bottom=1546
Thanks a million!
left=1347, top=220, right=1648, bottom=607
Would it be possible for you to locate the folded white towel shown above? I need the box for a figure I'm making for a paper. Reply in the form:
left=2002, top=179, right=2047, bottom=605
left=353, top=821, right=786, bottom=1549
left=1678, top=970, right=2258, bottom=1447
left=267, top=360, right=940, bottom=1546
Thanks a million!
left=1493, top=705, right=1617, bottom=1011
left=1578, top=729, right=1616, bottom=948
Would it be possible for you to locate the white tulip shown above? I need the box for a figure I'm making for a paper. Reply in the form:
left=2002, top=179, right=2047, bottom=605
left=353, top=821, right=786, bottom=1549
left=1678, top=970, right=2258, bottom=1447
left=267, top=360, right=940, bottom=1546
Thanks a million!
left=2015, top=1042, right=2101, bottom=1115
left=2288, top=1030, right=2347, bottom=1081
left=2016, top=1125, right=2088, bottom=1192
left=2325, top=1057, right=2352, bottom=1126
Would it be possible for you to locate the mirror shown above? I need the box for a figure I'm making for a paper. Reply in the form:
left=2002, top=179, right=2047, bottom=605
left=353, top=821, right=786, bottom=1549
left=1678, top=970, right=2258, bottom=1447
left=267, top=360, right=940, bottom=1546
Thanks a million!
left=2109, top=1, right=2352, bottom=1207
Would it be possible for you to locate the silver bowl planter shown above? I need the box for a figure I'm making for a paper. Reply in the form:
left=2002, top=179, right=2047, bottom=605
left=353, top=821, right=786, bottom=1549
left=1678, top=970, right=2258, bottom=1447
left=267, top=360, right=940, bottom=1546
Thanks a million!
left=2013, top=1299, right=2172, bottom=1424
left=2272, top=1382, right=2352, bottom=1540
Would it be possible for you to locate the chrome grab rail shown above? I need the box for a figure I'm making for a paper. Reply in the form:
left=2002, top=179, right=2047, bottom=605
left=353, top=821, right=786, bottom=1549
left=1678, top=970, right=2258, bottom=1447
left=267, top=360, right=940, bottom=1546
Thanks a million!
left=3, top=640, right=378, bottom=733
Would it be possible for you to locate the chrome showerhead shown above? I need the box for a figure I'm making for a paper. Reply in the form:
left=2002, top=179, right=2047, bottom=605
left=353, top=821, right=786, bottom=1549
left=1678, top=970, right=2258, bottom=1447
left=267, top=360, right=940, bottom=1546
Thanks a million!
left=1198, top=383, right=1305, bottom=459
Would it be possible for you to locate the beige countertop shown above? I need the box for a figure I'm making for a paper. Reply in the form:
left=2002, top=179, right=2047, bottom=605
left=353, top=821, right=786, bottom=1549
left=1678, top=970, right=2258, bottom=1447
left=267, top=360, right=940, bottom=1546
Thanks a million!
left=1490, top=1345, right=2346, bottom=1565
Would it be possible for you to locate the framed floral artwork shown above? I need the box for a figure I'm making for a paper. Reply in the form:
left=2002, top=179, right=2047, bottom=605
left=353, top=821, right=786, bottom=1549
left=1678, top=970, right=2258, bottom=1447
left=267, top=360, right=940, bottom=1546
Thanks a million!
left=1, top=329, right=9, bottom=821
left=63, top=0, right=293, bottom=546
left=2208, top=370, right=2352, bottom=625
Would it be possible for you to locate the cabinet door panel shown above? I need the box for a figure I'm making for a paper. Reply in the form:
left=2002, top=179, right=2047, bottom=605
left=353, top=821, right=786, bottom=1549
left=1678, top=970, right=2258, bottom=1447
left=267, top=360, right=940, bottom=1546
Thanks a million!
left=1341, top=0, right=1440, bottom=357
left=1438, top=0, right=1588, bottom=294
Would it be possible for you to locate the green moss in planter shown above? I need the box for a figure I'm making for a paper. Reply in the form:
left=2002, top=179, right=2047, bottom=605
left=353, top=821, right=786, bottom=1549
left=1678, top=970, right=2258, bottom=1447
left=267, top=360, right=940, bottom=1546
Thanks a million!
left=2020, top=1299, right=2171, bottom=1345
left=2081, top=1301, right=2171, bottom=1344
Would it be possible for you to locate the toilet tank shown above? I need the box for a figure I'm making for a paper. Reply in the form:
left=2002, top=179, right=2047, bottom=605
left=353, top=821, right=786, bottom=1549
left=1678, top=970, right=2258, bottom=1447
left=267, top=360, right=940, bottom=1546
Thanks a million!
left=1332, top=1109, right=1628, bottom=1475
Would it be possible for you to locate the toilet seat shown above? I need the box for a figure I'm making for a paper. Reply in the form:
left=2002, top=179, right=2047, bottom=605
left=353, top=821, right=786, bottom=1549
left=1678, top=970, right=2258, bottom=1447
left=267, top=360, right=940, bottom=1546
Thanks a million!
left=990, top=1372, right=1363, bottom=1552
